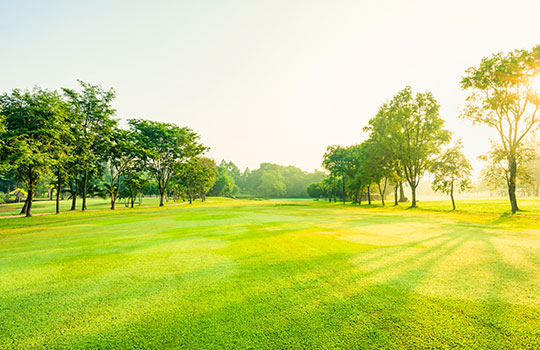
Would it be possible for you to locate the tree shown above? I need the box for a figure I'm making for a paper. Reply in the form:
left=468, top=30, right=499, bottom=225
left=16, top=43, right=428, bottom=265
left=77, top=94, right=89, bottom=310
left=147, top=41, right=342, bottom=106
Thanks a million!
left=343, top=143, right=373, bottom=205
left=174, top=157, right=217, bottom=203
left=209, top=167, right=235, bottom=197
left=129, top=119, right=206, bottom=206
left=366, top=87, right=450, bottom=207
left=461, top=45, right=540, bottom=213
left=123, top=173, right=150, bottom=208
left=103, top=128, right=139, bottom=210
left=190, top=157, right=218, bottom=202
left=430, top=142, right=472, bottom=210
left=306, top=182, right=325, bottom=200
left=258, top=171, right=286, bottom=198
left=323, top=145, right=350, bottom=203
left=361, top=139, right=398, bottom=206
left=0, top=88, right=69, bottom=216
left=479, top=141, right=537, bottom=199
left=63, top=80, right=117, bottom=211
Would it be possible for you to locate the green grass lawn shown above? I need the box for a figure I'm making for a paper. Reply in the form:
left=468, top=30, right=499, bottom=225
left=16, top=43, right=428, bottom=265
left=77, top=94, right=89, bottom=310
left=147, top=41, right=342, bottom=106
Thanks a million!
left=1, top=198, right=540, bottom=349
left=0, top=197, right=169, bottom=216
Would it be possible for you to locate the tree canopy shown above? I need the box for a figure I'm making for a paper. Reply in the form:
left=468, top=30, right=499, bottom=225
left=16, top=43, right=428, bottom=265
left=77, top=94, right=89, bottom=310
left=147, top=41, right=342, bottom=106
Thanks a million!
left=461, top=45, right=540, bottom=212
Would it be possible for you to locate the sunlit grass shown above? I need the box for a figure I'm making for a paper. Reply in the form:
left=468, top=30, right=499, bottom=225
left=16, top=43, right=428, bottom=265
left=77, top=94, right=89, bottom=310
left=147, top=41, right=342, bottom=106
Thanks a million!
left=1, top=198, right=540, bottom=348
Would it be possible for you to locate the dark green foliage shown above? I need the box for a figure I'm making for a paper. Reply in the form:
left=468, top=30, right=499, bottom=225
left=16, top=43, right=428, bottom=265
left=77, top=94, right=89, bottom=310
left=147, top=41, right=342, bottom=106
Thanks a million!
left=306, top=182, right=325, bottom=200
left=63, top=80, right=117, bottom=211
left=129, top=119, right=207, bottom=206
left=0, top=87, right=70, bottom=216
left=241, top=163, right=324, bottom=198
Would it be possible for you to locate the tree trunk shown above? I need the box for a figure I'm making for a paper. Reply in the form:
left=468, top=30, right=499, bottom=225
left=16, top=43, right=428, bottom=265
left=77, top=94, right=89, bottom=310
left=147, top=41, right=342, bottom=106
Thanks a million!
left=71, top=193, right=77, bottom=210
left=450, top=182, right=456, bottom=211
left=111, top=177, right=120, bottom=210
left=56, top=173, right=62, bottom=214
left=201, top=185, right=206, bottom=202
left=82, top=170, right=88, bottom=211
left=508, top=157, right=519, bottom=214
left=26, top=188, right=34, bottom=217
left=378, top=184, right=385, bottom=206
left=410, top=184, right=417, bottom=207
left=20, top=195, right=29, bottom=215
left=394, top=184, right=399, bottom=206
left=399, top=182, right=407, bottom=202
left=159, top=190, right=165, bottom=206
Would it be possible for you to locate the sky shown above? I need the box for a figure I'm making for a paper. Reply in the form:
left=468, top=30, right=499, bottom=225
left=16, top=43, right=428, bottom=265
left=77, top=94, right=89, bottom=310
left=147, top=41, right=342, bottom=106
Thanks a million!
left=1, top=0, right=540, bottom=175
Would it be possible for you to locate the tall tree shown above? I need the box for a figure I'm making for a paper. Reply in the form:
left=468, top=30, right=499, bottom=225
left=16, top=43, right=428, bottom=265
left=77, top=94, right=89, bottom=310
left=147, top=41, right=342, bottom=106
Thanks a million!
left=366, top=87, right=450, bottom=207
left=461, top=45, right=540, bottom=213
left=0, top=88, right=69, bottom=216
left=174, top=157, right=217, bottom=203
left=430, top=142, right=472, bottom=210
left=103, top=128, right=140, bottom=210
left=479, top=141, right=537, bottom=199
left=129, top=119, right=206, bottom=206
left=323, top=145, right=350, bottom=203
left=123, top=173, right=150, bottom=208
left=63, top=80, right=116, bottom=211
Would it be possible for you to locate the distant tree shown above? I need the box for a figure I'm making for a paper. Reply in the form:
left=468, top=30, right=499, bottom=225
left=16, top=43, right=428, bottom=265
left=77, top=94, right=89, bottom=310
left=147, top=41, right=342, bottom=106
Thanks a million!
left=51, top=132, right=73, bottom=214
left=174, top=157, right=217, bottom=204
left=209, top=167, right=235, bottom=197
left=306, top=182, right=324, bottom=200
left=479, top=141, right=537, bottom=199
left=129, top=119, right=206, bottom=206
left=258, top=171, right=286, bottom=198
left=209, top=160, right=240, bottom=197
left=194, top=157, right=218, bottom=202
left=362, top=140, right=398, bottom=206
left=0, top=88, right=70, bottom=216
left=323, top=145, right=350, bottom=203
left=366, top=87, right=450, bottom=207
left=63, top=80, right=116, bottom=211
left=239, top=163, right=322, bottom=198
left=123, top=173, right=150, bottom=208
left=461, top=45, right=540, bottom=213
left=430, top=142, right=472, bottom=210
left=102, top=128, right=140, bottom=210
left=344, top=143, right=371, bottom=205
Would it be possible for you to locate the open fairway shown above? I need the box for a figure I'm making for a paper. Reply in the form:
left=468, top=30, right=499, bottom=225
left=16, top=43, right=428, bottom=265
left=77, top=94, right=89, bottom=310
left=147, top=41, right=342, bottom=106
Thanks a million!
left=1, top=198, right=540, bottom=349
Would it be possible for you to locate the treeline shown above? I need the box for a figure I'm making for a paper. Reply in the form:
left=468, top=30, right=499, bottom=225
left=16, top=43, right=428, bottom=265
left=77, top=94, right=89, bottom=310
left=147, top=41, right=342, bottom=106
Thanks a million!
left=0, top=81, right=216, bottom=216
left=209, top=161, right=324, bottom=199
left=308, top=45, right=540, bottom=213
left=0, top=81, right=323, bottom=217
left=308, top=86, right=471, bottom=211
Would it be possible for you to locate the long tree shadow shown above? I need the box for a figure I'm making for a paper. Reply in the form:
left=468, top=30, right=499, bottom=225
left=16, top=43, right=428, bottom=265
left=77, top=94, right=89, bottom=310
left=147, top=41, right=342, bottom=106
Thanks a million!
left=43, top=226, right=472, bottom=349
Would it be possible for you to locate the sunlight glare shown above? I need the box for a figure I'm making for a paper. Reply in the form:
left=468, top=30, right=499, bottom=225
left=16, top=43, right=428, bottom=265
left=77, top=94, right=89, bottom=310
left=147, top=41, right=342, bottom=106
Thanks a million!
left=530, top=75, right=540, bottom=94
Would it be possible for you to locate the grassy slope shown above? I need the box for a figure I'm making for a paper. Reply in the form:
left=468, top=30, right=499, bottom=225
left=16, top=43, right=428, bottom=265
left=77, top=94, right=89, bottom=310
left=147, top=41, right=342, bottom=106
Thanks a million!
left=1, top=198, right=540, bottom=349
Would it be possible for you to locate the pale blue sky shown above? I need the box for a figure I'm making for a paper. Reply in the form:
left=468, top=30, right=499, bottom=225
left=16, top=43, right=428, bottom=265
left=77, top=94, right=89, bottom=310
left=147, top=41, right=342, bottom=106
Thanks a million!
left=2, top=0, right=540, bottom=173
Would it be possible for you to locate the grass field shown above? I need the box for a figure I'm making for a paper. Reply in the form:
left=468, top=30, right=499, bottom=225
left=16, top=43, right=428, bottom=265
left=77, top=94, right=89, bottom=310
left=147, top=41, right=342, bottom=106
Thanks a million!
left=1, top=198, right=540, bottom=349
